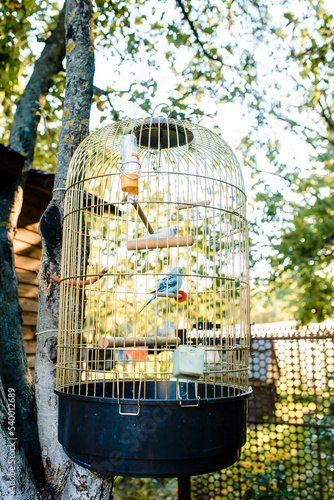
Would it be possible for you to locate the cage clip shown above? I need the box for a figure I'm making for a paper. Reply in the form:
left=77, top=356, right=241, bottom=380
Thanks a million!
left=177, top=380, right=200, bottom=407
left=117, top=372, right=142, bottom=416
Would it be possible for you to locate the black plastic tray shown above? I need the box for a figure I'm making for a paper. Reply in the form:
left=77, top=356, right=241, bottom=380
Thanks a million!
left=56, top=380, right=251, bottom=477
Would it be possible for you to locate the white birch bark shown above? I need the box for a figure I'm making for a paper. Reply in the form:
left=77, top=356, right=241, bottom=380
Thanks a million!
left=35, top=0, right=114, bottom=497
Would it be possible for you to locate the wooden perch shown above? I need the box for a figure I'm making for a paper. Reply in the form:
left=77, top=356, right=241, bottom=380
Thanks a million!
left=156, top=292, right=183, bottom=298
left=132, top=201, right=154, bottom=234
left=51, top=267, right=108, bottom=286
left=121, top=193, right=154, bottom=234
left=178, top=200, right=210, bottom=210
left=155, top=290, right=187, bottom=303
left=99, top=336, right=181, bottom=349
left=127, top=236, right=193, bottom=251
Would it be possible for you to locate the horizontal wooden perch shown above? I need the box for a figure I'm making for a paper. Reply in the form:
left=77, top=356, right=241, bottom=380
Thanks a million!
left=178, top=200, right=210, bottom=210
left=127, top=236, right=193, bottom=251
left=51, top=268, right=108, bottom=286
left=99, top=336, right=181, bottom=349
left=156, top=292, right=183, bottom=298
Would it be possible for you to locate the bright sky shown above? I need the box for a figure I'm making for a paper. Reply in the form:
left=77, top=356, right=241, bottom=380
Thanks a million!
left=324, top=0, right=334, bottom=14
left=91, top=49, right=314, bottom=203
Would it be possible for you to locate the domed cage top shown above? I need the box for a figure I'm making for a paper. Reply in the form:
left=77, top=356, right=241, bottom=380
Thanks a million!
left=55, top=116, right=251, bottom=478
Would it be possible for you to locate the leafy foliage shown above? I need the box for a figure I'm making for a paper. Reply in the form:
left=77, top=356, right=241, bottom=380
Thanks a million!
left=0, top=1, right=63, bottom=171
left=243, top=0, right=334, bottom=323
left=113, top=476, right=177, bottom=499
left=1, top=0, right=334, bottom=321
left=242, top=457, right=294, bottom=499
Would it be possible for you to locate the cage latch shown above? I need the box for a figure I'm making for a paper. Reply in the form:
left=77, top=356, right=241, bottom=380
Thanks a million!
left=177, top=380, right=200, bottom=407
left=117, top=373, right=142, bottom=416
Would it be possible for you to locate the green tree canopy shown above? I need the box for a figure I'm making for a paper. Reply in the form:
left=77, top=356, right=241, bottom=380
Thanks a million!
left=244, top=0, right=334, bottom=323
left=1, top=0, right=334, bottom=324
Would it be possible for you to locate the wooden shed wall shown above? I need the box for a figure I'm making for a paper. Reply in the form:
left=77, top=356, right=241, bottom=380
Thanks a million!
left=0, top=146, right=54, bottom=376
left=14, top=182, right=52, bottom=374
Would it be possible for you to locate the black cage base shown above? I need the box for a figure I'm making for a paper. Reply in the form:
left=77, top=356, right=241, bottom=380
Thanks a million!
left=56, top=380, right=251, bottom=478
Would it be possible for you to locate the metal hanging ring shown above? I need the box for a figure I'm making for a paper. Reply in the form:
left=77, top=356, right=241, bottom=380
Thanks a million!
left=151, top=103, right=172, bottom=118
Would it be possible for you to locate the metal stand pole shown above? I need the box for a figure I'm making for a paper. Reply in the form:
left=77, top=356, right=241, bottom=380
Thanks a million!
left=178, top=476, right=191, bottom=500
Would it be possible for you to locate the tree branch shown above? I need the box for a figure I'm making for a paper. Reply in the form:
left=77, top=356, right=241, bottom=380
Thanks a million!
left=175, top=0, right=232, bottom=67
left=8, top=3, right=66, bottom=168
left=248, top=163, right=293, bottom=185
left=270, top=108, right=326, bottom=150
left=93, top=83, right=137, bottom=112
left=319, top=97, right=334, bottom=131
left=94, top=85, right=113, bottom=108
left=94, top=82, right=136, bottom=97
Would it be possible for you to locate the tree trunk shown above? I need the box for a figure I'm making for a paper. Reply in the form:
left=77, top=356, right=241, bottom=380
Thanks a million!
left=0, top=2, right=66, bottom=488
left=0, top=377, right=39, bottom=499
left=36, top=0, right=114, bottom=497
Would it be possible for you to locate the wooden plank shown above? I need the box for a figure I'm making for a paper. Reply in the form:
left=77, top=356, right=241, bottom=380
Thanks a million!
left=19, top=297, right=38, bottom=313
left=23, top=326, right=36, bottom=340
left=22, top=312, right=37, bottom=325
left=0, top=144, right=25, bottom=175
left=17, top=269, right=38, bottom=286
left=27, top=354, right=36, bottom=369
left=14, top=254, right=40, bottom=271
left=18, top=222, right=39, bottom=233
left=18, top=283, right=38, bottom=299
left=27, top=169, right=54, bottom=192
left=13, top=240, right=42, bottom=259
left=18, top=187, right=50, bottom=225
left=19, top=203, right=46, bottom=223
left=24, top=341, right=37, bottom=354
left=15, top=228, right=41, bottom=245
left=17, top=214, right=41, bottom=229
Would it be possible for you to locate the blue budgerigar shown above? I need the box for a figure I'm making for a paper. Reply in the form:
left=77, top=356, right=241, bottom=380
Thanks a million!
left=139, top=267, right=183, bottom=313
left=139, top=226, right=179, bottom=240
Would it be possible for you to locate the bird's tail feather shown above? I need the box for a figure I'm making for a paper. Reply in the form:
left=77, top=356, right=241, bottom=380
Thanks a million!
left=138, top=293, right=156, bottom=314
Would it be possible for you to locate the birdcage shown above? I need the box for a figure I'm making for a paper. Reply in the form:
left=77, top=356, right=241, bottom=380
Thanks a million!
left=55, top=112, right=251, bottom=478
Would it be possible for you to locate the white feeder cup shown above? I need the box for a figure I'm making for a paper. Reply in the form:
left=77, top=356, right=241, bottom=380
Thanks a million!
left=172, top=345, right=205, bottom=380
left=120, top=134, right=140, bottom=197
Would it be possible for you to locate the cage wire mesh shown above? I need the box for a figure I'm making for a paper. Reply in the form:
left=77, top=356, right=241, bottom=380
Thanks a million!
left=55, top=115, right=251, bottom=477
left=191, top=321, right=334, bottom=499
left=56, top=116, right=250, bottom=399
